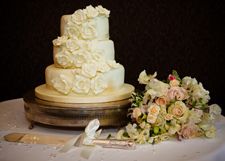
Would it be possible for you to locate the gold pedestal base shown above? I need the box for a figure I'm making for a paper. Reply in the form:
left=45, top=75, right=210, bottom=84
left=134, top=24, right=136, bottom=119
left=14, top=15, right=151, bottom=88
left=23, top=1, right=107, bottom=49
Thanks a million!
left=23, top=91, right=131, bottom=128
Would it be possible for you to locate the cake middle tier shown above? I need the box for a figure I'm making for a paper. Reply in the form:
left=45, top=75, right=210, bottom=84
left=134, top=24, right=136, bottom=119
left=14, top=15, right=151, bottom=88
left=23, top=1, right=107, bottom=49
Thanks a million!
left=53, top=40, right=115, bottom=68
left=45, top=64, right=125, bottom=95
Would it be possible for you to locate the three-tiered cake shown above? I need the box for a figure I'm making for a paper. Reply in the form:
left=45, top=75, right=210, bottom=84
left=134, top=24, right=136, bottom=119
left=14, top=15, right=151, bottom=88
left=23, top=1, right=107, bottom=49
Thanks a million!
left=35, top=5, right=134, bottom=103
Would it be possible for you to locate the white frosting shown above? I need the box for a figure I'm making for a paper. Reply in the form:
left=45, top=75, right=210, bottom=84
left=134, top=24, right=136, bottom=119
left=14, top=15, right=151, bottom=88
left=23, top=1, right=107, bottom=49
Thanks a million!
left=61, top=15, right=109, bottom=40
left=53, top=40, right=115, bottom=68
left=41, top=5, right=128, bottom=97
left=45, top=64, right=124, bottom=95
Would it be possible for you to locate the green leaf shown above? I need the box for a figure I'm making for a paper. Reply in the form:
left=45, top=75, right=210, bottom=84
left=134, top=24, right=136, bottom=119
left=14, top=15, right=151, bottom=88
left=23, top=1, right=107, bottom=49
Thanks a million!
left=172, top=70, right=181, bottom=81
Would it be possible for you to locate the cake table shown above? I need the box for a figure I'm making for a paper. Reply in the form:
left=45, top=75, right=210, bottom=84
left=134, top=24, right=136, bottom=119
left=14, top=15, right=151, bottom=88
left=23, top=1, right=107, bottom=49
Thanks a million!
left=0, top=98, right=225, bottom=161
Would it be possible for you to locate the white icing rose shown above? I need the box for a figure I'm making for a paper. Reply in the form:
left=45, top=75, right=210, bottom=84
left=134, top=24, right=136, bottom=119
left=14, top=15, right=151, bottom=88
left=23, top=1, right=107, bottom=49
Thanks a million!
left=51, top=74, right=72, bottom=94
left=91, top=74, right=108, bottom=94
left=65, top=38, right=80, bottom=52
left=71, top=50, right=89, bottom=67
left=84, top=5, right=99, bottom=18
left=91, top=52, right=104, bottom=62
left=65, top=24, right=80, bottom=38
left=80, top=21, right=96, bottom=39
left=107, top=60, right=121, bottom=68
left=81, top=63, right=97, bottom=78
left=96, top=62, right=110, bottom=73
left=72, top=75, right=91, bottom=94
left=96, top=5, right=110, bottom=17
left=55, top=50, right=73, bottom=68
left=52, top=36, right=68, bottom=46
left=71, top=9, right=87, bottom=25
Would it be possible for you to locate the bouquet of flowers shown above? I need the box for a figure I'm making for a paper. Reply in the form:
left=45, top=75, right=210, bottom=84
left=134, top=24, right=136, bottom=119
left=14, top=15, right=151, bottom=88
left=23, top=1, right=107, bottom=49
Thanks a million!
left=116, top=70, right=222, bottom=144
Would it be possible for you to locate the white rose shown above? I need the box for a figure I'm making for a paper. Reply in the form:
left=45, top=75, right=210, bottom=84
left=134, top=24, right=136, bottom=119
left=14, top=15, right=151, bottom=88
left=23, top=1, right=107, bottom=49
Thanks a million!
left=181, top=76, right=198, bottom=89
left=52, top=36, right=68, bottom=46
left=84, top=5, right=99, bottom=18
left=51, top=74, right=72, bottom=94
left=96, top=5, right=110, bottom=17
left=55, top=50, right=73, bottom=68
left=72, top=75, right=91, bottom=94
left=91, top=74, right=108, bottom=94
left=71, top=50, right=89, bottom=67
left=71, top=9, right=87, bottom=25
left=81, top=63, right=97, bottom=78
left=80, top=21, right=96, bottom=39
left=65, top=38, right=80, bottom=52
left=191, top=83, right=210, bottom=104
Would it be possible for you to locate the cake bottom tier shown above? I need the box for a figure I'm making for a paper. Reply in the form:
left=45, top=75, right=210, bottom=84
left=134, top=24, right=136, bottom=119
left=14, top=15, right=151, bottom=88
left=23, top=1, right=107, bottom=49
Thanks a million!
left=35, top=83, right=134, bottom=103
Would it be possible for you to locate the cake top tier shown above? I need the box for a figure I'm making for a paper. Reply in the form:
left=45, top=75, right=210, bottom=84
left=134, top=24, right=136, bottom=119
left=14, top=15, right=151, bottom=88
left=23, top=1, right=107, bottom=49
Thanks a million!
left=60, top=5, right=110, bottom=40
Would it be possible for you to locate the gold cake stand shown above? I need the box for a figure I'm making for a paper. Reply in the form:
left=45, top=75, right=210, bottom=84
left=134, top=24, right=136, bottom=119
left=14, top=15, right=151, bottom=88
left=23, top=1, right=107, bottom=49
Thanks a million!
left=23, top=90, right=132, bottom=128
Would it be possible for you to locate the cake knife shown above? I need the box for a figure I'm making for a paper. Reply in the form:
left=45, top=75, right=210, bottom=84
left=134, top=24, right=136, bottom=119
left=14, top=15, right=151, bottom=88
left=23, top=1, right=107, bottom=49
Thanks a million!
left=4, top=132, right=136, bottom=150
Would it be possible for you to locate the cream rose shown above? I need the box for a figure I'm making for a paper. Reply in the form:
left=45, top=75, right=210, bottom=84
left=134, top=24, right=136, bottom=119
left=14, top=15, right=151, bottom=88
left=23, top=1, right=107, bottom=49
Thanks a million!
left=168, top=101, right=187, bottom=119
left=81, top=63, right=97, bottom=78
left=91, top=74, right=107, bottom=94
left=80, top=21, right=97, bottom=39
left=72, top=75, right=91, bottom=94
left=84, top=5, right=99, bottom=18
left=51, top=75, right=72, bottom=95
left=96, top=5, right=110, bottom=17
left=147, top=103, right=160, bottom=116
left=132, top=108, right=142, bottom=120
left=71, top=9, right=87, bottom=25
left=167, top=86, right=188, bottom=101
left=147, top=114, right=157, bottom=124
left=55, top=50, right=73, bottom=68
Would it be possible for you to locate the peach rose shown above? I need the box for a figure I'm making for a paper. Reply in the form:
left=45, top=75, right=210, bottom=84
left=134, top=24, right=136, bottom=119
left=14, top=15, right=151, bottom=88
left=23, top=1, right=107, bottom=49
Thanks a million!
left=155, top=97, right=168, bottom=106
left=147, top=114, right=157, bottom=124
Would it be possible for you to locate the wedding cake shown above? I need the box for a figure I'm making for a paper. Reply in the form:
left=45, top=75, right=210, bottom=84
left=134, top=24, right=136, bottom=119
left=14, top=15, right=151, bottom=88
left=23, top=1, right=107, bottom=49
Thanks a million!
left=35, top=5, right=134, bottom=103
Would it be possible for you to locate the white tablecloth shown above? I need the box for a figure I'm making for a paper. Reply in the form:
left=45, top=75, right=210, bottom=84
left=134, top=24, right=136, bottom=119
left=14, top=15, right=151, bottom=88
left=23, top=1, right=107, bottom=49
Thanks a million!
left=0, top=98, right=225, bottom=161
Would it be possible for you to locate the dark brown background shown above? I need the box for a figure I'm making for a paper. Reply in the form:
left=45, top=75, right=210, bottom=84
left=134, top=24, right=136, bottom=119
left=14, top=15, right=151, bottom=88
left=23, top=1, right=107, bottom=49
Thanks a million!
left=0, top=0, right=224, bottom=114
